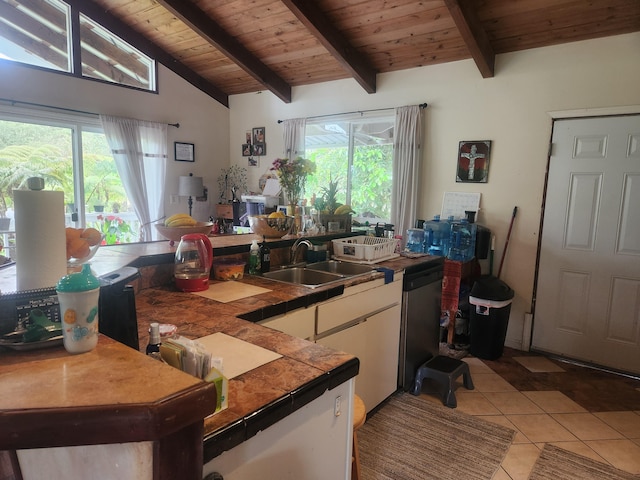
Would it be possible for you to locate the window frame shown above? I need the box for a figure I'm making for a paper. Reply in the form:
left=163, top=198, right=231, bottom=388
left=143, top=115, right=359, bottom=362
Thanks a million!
left=0, top=0, right=158, bottom=94
left=0, top=103, right=122, bottom=231
left=305, top=112, right=395, bottom=224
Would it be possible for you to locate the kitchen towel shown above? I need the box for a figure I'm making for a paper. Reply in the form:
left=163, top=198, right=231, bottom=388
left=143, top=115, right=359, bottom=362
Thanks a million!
left=14, top=188, right=67, bottom=291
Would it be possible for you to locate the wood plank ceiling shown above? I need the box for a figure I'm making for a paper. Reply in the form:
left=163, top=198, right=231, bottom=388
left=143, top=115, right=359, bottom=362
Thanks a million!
left=6, top=0, right=640, bottom=107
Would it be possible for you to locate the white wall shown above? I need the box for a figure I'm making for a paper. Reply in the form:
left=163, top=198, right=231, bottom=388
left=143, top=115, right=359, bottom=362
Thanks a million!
left=0, top=62, right=230, bottom=222
left=228, top=33, right=640, bottom=350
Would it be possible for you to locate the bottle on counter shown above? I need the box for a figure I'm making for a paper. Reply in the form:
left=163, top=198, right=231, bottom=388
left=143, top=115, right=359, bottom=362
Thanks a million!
left=146, top=322, right=162, bottom=360
left=259, top=236, right=270, bottom=273
left=248, top=239, right=260, bottom=275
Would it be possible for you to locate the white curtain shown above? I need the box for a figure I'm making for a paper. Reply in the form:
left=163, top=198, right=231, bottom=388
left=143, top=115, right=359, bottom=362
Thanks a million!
left=391, top=105, right=424, bottom=238
left=282, top=118, right=306, bottom=158
left=99, top=115, right=167, bottom=242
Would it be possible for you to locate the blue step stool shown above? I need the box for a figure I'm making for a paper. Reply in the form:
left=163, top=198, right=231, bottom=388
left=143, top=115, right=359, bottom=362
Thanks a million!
left=410, top=355, right=474, bottom=408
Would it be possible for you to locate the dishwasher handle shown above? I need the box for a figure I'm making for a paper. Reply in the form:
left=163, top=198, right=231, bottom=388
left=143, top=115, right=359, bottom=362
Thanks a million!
left=403, top=268, right=443, bottom=291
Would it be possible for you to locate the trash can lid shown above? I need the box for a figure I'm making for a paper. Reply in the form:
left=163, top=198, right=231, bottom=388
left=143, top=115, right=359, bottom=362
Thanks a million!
left=470, top=275, right=514, bottom=301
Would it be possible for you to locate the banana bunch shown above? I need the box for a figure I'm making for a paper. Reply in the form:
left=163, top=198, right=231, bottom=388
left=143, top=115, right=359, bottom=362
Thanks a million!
left=164, top=213, right=197, bottom=227
left=334, top=204, right=355, bottom=215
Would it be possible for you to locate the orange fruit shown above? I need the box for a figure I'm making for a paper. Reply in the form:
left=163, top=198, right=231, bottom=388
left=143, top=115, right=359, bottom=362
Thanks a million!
left=81, top=227, right=102, bottom=246
left=65, top=227, right=82, bottom=242
left=68, top=237, right=90, bottom=259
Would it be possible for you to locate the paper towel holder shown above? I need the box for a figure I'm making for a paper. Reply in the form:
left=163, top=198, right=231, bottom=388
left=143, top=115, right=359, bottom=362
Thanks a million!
left=27, top=177, right=45, bottom=191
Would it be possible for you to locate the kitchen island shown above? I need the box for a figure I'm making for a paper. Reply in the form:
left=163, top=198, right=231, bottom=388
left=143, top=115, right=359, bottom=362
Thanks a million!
left=0, top=233, right=430, bottom=479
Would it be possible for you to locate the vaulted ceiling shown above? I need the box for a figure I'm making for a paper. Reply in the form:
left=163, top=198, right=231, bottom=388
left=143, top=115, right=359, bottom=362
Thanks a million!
left=7, top=1, right=640, bottom=107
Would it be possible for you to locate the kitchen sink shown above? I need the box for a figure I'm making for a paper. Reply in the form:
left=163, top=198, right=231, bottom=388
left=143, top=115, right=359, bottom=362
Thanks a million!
left=305, top=260, right=375, bottom=276
left=262, top=261, right=375, bottom=288
left=262, top=267, right=344, bottom=288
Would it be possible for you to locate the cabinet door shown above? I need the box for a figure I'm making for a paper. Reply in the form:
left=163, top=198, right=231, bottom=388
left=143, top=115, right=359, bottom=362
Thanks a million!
left=316, top=320, right=368, bottom=402
left=364, top=304, right=401, bottom=409
left=259, top=307, right=315, bottom=340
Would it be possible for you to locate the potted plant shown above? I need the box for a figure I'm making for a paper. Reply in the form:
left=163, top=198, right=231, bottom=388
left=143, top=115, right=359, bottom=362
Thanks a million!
left=315, top=176, right=354, bottom=233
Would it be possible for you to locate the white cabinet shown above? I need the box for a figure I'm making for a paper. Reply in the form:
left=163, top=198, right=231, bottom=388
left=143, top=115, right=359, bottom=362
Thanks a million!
left=259, top=274, right=403, bottom=413
left=204, top=379, right=354, bottom=480
left=316, top=275, right=402, bottom=412
left=258, top=306, right=315, bottom=341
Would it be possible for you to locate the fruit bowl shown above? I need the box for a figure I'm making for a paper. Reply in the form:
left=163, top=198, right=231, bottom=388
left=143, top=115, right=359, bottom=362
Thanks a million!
left=248, top=215, right=295, bottom=238
left=155, top=222, right=214, bottom=243
left=67, top=241, right=102, bottom=266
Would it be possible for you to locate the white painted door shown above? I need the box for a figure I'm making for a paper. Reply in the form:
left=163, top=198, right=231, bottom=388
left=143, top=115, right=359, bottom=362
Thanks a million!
left=533, top=115, right=640, bottom=375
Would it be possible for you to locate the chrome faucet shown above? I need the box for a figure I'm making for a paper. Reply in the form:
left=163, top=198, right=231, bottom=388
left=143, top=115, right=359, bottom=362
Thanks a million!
left=290, top=237, right=313, bottom=265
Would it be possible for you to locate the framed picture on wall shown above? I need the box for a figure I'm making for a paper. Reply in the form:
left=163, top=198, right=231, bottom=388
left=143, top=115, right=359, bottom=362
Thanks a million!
left=252, top=127, right=265, bottom=145
left=242, top=143, right=252, bottom=156
left=456, top=140, right=491, bottom=183
left=175, top=142, right=195, bottom=162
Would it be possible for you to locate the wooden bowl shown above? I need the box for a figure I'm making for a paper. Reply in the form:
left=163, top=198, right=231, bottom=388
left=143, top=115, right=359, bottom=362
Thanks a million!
left=155, top=222, right=213, bottom=243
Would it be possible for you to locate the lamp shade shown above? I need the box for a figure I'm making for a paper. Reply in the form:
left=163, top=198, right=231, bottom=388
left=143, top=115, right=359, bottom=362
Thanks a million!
left=178, top=175, right=203, bottom=197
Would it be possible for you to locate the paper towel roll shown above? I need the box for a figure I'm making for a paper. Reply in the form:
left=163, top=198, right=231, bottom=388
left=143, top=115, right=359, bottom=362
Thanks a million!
left=14, top=189, right=67, bottom=291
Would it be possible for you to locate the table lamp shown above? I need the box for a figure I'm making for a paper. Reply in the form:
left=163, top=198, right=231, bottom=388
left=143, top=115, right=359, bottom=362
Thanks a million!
left=178, top=173, right=204, bottom=216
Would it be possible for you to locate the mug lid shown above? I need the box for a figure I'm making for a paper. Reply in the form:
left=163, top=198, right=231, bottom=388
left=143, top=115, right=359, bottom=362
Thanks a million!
left=56, top=264, right=100, bottom=292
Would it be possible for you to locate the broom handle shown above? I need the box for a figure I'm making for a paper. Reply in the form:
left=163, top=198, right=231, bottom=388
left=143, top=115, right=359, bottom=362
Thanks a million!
left=498, top=206, right=517, bottom=278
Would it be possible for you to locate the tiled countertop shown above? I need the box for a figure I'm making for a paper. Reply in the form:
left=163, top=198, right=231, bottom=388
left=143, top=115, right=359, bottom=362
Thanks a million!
left=0, top=234, right=437, bottom=461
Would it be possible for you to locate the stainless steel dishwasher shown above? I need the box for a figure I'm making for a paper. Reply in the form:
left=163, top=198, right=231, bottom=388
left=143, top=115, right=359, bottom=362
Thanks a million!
left=398, top=257, right=444, bottom=390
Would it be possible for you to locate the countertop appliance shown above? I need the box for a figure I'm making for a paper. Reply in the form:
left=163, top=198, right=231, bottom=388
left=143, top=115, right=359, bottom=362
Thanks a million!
left=98, top=267, right=140, bottom=350
left=398, top=257, right=444, bottom=390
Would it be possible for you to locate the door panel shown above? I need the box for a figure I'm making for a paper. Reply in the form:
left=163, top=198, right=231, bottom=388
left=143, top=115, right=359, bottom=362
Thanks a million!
left=533, top=115, right=640, bottom=374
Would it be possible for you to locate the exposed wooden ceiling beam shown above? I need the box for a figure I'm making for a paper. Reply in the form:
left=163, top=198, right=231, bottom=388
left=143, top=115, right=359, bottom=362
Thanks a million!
left=443, top=0, right=495, bottom=78
left=67, top=0, right=229, bottom=107
left=281, top=0, right=377, bottom=94
left=156, top=0, right=292, bottom=104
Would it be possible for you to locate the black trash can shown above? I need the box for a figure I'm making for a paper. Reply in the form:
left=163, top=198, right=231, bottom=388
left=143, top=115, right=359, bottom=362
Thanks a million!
left=468, top=276, right=514, bottom=360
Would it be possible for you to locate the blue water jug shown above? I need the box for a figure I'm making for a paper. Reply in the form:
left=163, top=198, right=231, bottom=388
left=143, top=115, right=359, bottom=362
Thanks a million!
left=423, top=215, right=450, bottom=256
left=447, top=218, right=477, bottom=262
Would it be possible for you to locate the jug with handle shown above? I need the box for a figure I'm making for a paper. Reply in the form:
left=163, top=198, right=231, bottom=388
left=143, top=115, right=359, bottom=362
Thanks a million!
left=174, top=233, right=213, bottom=292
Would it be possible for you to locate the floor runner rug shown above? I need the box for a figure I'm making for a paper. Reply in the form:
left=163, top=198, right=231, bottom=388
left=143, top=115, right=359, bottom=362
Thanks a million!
left=528, top=444, right=639, bottom=480
left=358, top=392, right=516, bottom=480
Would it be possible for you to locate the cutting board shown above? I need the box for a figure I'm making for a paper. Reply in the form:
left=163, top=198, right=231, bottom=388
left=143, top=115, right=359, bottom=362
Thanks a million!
left=193, top=281, right=271, bottom=303
left=196, top=332, right=281, bottom=379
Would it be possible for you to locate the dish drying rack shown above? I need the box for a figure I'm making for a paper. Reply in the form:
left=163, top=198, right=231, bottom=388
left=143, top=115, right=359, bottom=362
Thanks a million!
left=332, top=236, right=400, bottom=264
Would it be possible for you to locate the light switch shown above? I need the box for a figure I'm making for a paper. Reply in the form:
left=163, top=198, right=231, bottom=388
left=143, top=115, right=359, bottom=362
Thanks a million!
left=169, top=195, right=179, bottom=204
left=334, top=395, right=342, bottom=417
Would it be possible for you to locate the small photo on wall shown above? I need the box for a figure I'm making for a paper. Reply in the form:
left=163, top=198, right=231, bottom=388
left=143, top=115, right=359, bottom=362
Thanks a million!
left=248, top=157, right=258, bottom=167
left=253, top=127, right=265, bottom=145
left=456, top=140, right=491, bottom=183
left=253, top=143, right=266, bottom=156
left=242, top=143, right=252, bottom=156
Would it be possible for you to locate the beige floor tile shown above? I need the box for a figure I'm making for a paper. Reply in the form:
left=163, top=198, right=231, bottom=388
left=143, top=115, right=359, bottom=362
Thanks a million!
left=464, top=356, right=495, bottom=374
left=513, top=356, right=565, bottom=372
left=455, top=391, right=502, bottom=415
left=594, top=411, right=640, bottom=439
left=523, top=390, right=587, bottom=413
left=471, top=372, right=517, bottom=392
left=585, top=439, right=640, bottom=474
left=506, top=414, right=578, bottom=443
left=546, top=441, right=608, bottom=463
left=478, top=415, right=529, bottom=443
left=484, top=391, right=545, bottom=415
left=491, top=467, right=512, bottom=480
left=500, top=443, right=541, bottom=480
left=552, top=413, right=625, bottom=441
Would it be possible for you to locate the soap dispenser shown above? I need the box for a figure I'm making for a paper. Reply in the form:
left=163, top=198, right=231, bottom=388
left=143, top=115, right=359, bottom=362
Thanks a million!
left=248, top=239, right=260, bottom=274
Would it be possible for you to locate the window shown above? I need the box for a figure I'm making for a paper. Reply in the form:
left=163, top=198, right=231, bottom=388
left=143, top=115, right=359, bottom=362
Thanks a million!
left=305, top=114, right=395, bottom=224
left=0, top=0, right=156, bottom=91
left=0, top=105, right=140, bottom=251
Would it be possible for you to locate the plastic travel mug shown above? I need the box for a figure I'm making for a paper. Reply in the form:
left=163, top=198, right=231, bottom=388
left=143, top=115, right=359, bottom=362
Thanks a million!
left=56, top=264, right=101, bottom=354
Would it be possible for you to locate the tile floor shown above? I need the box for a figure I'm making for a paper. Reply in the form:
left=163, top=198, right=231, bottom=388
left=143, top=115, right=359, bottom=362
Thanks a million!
left=418, top=348, right=640, bottom=479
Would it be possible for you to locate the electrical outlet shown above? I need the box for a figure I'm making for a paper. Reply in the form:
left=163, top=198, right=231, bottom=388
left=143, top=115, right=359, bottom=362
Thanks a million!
left=169, top=195, right=179, bottom=204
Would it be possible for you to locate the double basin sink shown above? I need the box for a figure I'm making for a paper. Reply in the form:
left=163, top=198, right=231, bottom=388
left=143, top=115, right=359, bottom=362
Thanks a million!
left=262, top=260, right=375, bottom=288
